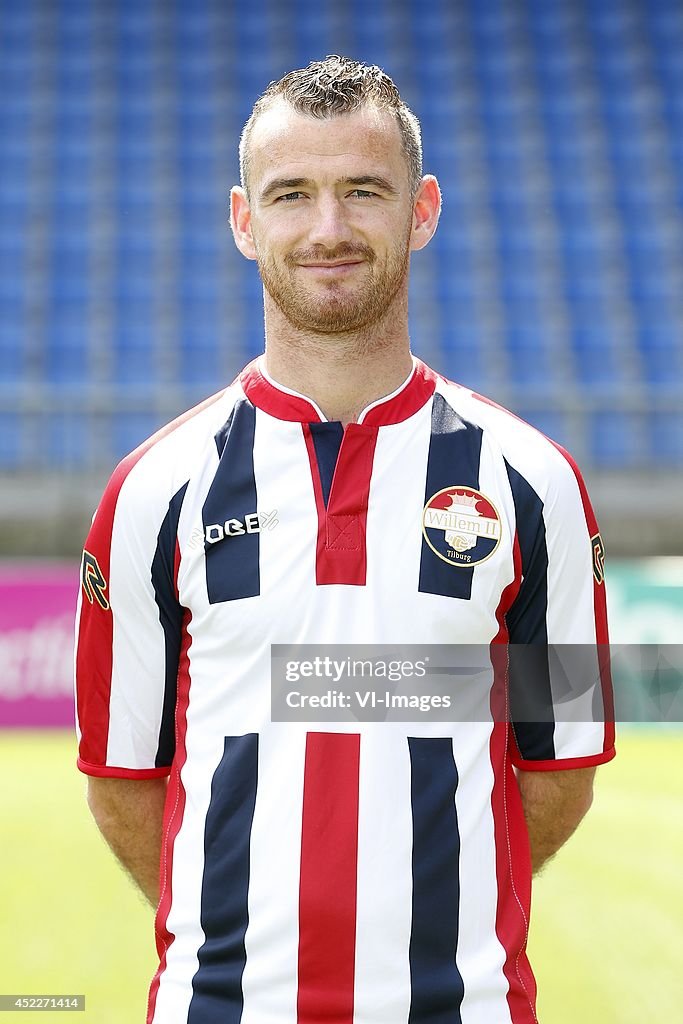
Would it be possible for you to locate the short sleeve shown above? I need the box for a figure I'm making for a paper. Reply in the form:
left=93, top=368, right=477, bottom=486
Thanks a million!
left=504, top=447, right=615, bottom=771
left=74, top=449, right=187, bottom=779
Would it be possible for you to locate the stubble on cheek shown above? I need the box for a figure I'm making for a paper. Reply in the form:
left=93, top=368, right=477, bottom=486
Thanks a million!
left=254, top=231, right=411, bottom=335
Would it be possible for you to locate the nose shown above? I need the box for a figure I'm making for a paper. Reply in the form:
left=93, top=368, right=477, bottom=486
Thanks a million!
left=307, top=194, right=353, bottom=248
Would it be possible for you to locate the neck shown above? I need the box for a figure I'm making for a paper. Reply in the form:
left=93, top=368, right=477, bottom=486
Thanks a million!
left=261, top=291, right=414, bottom=425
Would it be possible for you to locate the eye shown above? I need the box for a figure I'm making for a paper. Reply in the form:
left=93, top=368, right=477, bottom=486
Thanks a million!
left=350, top=189, right=376, bottom=199
left=276, top=192, right=305, bottom=203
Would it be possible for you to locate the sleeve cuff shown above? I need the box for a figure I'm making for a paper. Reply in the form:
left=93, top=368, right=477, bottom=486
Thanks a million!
left=512, top=746, right=616, bottom=772
left=77, top=757, right=172, bottom=779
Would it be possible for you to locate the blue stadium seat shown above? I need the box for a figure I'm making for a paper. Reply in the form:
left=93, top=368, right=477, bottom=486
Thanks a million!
left=0, top=321, right=24, bottom=384
left=46, top=314, right=91, bottom=388
left=649, top=412, right=683, bottom=463
left=0, top=414, right=23, bottom=468
left=571, top=324, right=631, bottom=391
left=506, top=325, right=560, bottom=389
left=111, top=316, right=157, bottom=390
left=178, top=322, right=221, bottom=388
left=44, top=413, right=89, bottom=467
left=637, top=324, right=683, bottom=386
left=589, top=412, right=643, bottom=466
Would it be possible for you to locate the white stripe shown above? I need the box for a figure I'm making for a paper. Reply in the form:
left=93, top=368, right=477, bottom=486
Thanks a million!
left=106, top=460, right=169, bottom=769
left=353, top=727, right=413, bottom=1023
left=364, top=404, right=434, bottom=640
left=240, top=727, right=306, bottom=1024
left=456, top=726, right=514, bottom=1024
left=253, top=414, right=319, bottom=636
left=543, top=457, right=596, bottom=643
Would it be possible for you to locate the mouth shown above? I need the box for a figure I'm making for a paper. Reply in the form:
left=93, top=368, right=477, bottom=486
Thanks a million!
left=297, top=261, right=365, bottom=275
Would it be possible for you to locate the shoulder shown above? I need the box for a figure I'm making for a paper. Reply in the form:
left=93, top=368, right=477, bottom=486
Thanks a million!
left=88, top=384, right=243, bottom=545
left=432, top=373, right=588, bottom=508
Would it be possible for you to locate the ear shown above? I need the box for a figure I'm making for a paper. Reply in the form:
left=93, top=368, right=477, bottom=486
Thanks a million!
left=409, top=175, right=441, bottom=252
left=230, top=186, right=257, bottom=260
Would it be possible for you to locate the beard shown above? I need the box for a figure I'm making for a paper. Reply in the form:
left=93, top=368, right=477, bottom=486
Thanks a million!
left=253, top=230, right=412, bottom=335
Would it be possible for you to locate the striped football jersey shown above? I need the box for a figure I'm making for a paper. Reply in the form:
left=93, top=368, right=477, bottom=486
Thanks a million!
left=75, top=357, right=614, bottom=1024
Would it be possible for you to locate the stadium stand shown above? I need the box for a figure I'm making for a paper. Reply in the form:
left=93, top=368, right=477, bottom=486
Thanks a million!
left=0, top=0, right=681, bottom=552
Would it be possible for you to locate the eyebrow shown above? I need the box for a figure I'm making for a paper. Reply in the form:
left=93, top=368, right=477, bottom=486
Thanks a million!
left=258, top=174, right=400, bottom=201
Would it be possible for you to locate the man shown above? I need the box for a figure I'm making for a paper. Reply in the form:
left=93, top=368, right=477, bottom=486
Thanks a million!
left=75, top=56, right=614, bottom=1024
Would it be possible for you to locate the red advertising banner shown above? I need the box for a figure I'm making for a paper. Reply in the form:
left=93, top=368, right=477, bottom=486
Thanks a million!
left=0, top=563, right=78, bottom=727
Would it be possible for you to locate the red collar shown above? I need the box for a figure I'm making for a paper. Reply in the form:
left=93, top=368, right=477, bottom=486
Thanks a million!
left=239, top=357, right=437, bottom=427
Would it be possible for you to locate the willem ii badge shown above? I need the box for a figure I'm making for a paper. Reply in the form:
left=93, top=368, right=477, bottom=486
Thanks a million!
left=422, top=486, right=502, bottom=567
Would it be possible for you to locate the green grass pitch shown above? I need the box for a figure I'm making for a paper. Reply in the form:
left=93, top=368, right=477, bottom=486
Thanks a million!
left=1, top=730, right=681, bottom=1023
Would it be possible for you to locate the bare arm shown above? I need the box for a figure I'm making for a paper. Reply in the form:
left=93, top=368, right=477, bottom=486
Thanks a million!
left=87, top=777, right=168, bottom=908
left=517, top=766, right=595, bottom=874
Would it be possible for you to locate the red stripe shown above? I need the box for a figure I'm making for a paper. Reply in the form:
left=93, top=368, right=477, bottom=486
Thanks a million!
left=297, top=732, right=360, bottom=1024
left=302, top=423, right=378, bottom=586
left=492, top=531, right=523, bottom=645
left=147, top=608, right=193, bottom=1024
left=489, top=531, right=524, bottom=722
left=75, top=390, right=224, bottom=770
left=489, top=721, right=538, bottom=1023
left=546, top=440, right=615, bottom=754
left=173, top=537, right=182, bottom=600
left=490, top=533, right=538, bottom=1023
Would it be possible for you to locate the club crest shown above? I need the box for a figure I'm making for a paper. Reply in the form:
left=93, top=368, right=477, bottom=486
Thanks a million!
left=422, top=486, right=502, bottom=567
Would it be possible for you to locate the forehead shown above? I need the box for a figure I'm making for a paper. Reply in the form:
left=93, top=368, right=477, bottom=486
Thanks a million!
left=247, top=98, right=407, bottom=189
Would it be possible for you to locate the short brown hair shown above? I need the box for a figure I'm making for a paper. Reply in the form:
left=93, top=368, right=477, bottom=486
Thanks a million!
left=239, top=54, right=423, bottom=198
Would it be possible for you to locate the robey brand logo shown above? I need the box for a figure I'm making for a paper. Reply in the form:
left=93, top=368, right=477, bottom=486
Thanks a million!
left=188, top=509, right=280, bottom=549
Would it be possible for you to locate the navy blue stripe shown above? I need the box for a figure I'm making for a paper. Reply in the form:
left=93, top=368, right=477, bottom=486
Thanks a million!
left=408, top=737, right=464, bottom=1024
left=150, top=481, right=188, bottom=769
left=309, top=420, right=344, bottom=508
left=188, top=734, right=259, bottom=1024
left=419, top=393, right=483, bottom=600
left=203, top=400, right=259, bottom=603
left=505, top=460, right=555, bottom=761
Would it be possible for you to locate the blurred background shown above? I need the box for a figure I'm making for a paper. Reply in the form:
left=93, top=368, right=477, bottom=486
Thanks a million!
left=0, top=1, right=681, bottom=1022
left=0, top=0, right=682, bottom=554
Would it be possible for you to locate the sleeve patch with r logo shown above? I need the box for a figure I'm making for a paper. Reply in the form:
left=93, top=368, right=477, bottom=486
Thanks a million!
left=591, top=533, right=605, bottom=585
left=81, top=550, right=110, bottom=610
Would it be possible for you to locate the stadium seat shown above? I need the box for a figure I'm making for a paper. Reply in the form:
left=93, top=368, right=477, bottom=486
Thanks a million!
left=44, top=413, right=90, bottom=468
left=589, top=411, right=643, bottom=466
left=637, top=324, right=683, bottom=386
left=0, top=321, right=25, bottom=385
left=649, top=412, right=683, bottom=462
left=0, top=414, right=23, bottom=468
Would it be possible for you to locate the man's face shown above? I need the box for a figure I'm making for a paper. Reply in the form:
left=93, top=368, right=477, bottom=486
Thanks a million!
left=233, top=99, right=420, bottom=335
